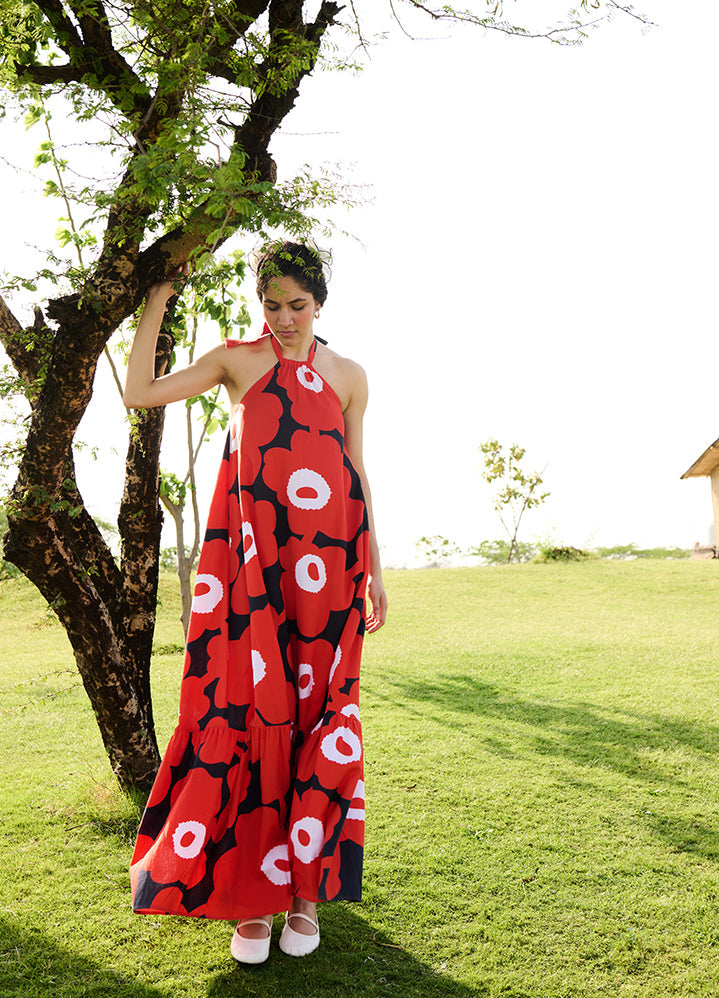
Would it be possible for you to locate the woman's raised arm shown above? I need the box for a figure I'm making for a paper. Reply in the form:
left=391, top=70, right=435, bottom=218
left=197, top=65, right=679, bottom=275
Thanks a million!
left=123, top=271, right=227, bottom=409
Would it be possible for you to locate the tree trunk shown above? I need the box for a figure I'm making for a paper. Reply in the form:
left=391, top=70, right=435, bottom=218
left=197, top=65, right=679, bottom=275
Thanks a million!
left=2, top=311, right=176, bottom=794
left=160, top=492, right=194, bottom=641
left=4, top=506, right=161, bottom=792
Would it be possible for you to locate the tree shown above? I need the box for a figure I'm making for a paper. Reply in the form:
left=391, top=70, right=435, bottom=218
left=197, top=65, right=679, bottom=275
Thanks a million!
left=0, top=0, right=350, bottom=794
left=479, top=439, right=550, bottom=563
left=0, top=1, right=652, bottom=793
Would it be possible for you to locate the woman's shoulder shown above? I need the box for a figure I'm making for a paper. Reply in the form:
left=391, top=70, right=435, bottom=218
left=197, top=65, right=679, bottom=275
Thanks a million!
left=316, top=341, right=366, bottom=379
left=219, top=332, right=276, bottom=404
left=315, top=342, right=367, bottom=411
left=224, top=332, right=273, bottom=353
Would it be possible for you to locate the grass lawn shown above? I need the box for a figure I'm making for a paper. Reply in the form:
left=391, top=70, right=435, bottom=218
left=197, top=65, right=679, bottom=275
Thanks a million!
left=2, top=560, right=719, bottom=997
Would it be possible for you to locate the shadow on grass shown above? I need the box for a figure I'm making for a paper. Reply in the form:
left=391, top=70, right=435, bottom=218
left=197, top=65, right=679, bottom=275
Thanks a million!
left=0, top=912, right=482, bottom=998
left=207, top=906, right=480, bottom=998
left=646, top=812, right=719, bottom=862
left=383, top=672, right=719, bottom=867
left=385, top=672, right=719, bottom=785
left=83, top=813, right=142, bottom=847
left=0, top=917, right=165, bottom=998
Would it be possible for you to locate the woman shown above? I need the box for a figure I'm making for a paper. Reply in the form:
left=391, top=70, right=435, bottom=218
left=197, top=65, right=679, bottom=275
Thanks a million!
left=125, top=242, right=387, bottom=964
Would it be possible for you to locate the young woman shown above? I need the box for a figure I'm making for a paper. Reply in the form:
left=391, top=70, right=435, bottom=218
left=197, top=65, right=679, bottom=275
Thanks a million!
left=126, top=242, right=387, bottom=963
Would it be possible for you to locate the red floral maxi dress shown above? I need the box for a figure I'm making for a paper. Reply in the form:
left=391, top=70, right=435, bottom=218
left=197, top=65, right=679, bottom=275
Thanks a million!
left=130, top=330, right=369, bottom=919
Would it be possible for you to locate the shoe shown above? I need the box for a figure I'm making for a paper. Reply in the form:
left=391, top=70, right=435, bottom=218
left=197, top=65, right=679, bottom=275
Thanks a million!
left=279, top=910, right=320, bottom=957
left=230, top=916, right=273, bottom=964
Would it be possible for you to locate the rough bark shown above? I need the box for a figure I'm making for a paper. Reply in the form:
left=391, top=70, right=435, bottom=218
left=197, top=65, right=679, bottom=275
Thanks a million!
left=117, top=322, right=176, bottom=750
left=3, top=510, right=160, bottom=791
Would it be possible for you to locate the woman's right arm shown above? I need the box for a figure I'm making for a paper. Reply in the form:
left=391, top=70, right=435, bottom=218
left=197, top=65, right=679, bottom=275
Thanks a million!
left=123, top=276, right=227, bottom=409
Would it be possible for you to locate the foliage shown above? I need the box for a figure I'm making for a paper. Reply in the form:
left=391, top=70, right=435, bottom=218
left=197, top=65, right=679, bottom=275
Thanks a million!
left=159, top=546, right=183, bottom=572
left=415, top=534, right=463, bottom=564
left=594, top=543, right=691, bottom=560
left=0, top=505, right=21, bottom=579
left=158, top=471, right=187, bottom=510
left=471, top=537, right=537, bottom=564
left=479, top=438, right=550, bottom=563
left=0, top=4, right=365, bottom=327
left=534, top=543, right=589, bottom=562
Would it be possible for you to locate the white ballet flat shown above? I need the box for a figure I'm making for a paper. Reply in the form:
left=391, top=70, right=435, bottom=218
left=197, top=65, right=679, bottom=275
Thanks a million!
left=230, top=916, right=273, bottom=964
left=279, top=910, right=320, bottom=957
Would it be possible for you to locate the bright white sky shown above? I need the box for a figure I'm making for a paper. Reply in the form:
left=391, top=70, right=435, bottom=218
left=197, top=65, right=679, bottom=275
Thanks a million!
left=2, top=2, right=718, bottom=565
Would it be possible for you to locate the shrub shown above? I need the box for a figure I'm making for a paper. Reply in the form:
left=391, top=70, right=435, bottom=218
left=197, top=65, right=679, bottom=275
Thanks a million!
left=471, top=539, right=537, bottom=564
left=415, top=535, right=463, bottom=565
left=534, top=545, right=589, bottom=563
left=595, top=544, right=690, bottom=560
left=0, top=505, right=21, bottom=579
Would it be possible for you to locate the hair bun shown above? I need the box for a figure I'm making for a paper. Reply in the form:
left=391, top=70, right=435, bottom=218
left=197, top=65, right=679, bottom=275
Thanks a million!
left=251, top=238, right=332, bottom=306
left=248, top=238, right=332, bottom=283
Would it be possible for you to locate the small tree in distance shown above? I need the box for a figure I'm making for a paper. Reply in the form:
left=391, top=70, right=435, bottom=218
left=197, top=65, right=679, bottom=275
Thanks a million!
left=154, top=255, right=249, bottom=638
left=479, top=439, right=550, bottom=563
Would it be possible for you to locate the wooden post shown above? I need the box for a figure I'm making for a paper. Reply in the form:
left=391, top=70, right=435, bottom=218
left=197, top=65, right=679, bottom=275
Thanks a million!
left=710, top=468, right=719, bottom=547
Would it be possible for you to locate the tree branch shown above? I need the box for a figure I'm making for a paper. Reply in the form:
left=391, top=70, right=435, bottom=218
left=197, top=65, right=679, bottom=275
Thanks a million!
left=0, top=297, right=50, bottom=392
left=607, top=1, right=656, bottom=26
left=400, top=0, right=654, bottom=42
left=269, top=0, right=303, bottom=32
left=59, top=455, right=124, bottom=630
left=134, top=4, right=343, bottom=288
left=69, top=0, right=114, bottom=49
left=34, top=0, right=84, bottom=53
left=232, top=1, right=342, bottom=176
left=16, top=64, right=86, bottom=85
left=20, top=0, right=152, bottom=119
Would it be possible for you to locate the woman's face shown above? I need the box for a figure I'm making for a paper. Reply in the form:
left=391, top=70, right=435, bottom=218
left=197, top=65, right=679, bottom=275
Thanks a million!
left=261, top=275, right=318, bottom=347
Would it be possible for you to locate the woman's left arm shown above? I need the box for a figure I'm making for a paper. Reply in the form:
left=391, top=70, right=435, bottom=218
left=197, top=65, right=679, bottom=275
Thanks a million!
left=343, top=363, right=388, bottom=633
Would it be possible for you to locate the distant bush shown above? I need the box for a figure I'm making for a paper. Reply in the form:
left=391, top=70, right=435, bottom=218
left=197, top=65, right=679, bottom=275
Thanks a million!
left=412, top=536, right=690, bottom=568
left=471, top=539, right=537, bottom=564
left=415, top=535, right=463, bottom=565
left=160, top=547, right=181, bottom=572
left=534, top=545, right=589, bottom=563
left=0, top=505, right=21, bottom=580
left=595, top=544, right=690, bottom=560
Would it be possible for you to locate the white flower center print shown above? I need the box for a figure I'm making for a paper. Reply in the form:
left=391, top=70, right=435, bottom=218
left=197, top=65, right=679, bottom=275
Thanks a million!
left=297, top=661, right=314, bottom=699
left=191, top=574, right=223, bottom=613
left=261, top=844, right=291, bottom=886
left=287, top=468, right=331, bottom=510
left=321, top=726, right=362, bottom=765
left=296, top=364, right=323, bottom=393
left=291, top=817, right=325, bottom=864
left=172, top=821, right=207, bottom=860
left=295, top=553, right=327, bottom=593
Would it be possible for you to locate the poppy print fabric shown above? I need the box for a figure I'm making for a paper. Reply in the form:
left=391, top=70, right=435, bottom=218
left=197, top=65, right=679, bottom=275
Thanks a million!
left=130, top=330, right=369, bottom=920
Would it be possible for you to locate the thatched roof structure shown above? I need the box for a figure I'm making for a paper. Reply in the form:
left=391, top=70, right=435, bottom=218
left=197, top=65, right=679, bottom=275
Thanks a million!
left=682, top=438, right=719, bottom=479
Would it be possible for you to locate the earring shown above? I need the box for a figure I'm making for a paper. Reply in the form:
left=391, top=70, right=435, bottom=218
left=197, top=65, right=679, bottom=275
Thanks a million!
left=314, top=309, right=321, bottom=319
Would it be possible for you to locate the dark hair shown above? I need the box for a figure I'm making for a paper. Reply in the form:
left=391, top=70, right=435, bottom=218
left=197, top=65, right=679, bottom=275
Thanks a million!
left=254, top=240, right=329, bottom=306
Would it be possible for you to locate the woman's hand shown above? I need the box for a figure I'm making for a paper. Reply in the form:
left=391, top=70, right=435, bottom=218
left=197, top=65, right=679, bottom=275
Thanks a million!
left=366, top=575, right=387, bottom=633
left=148, top=263, right=190, bottom=306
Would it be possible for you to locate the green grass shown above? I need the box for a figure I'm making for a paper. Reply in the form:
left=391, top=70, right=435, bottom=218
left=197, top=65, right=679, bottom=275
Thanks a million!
left=2, top=561, right=719, bottom=996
